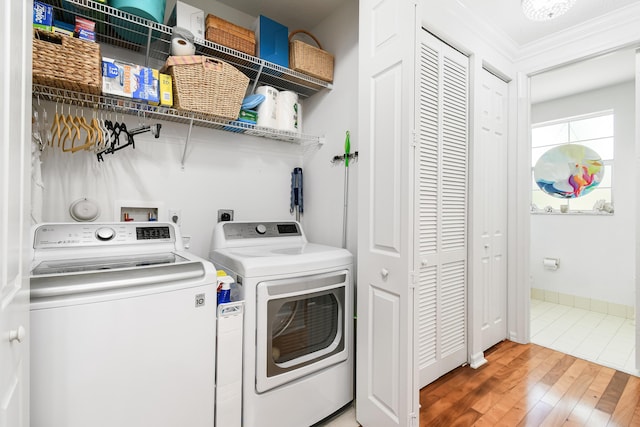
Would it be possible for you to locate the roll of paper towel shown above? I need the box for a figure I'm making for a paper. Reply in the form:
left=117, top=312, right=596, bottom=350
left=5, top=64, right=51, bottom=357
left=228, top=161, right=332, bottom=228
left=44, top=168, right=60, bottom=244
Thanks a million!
left=256, top=86, right=278, bottom=129
left=276, top=91, right=300, bottom=133
left=543, top=258, right=559, bottom=270
left=171, top=37, right=196, bottom=55
left=171, top=27, right=196, bottom=56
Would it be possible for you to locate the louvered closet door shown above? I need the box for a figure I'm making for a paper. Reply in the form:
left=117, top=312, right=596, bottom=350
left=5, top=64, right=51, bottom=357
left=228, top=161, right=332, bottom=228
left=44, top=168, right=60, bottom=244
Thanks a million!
left=417, top=30, right=469, bottom=388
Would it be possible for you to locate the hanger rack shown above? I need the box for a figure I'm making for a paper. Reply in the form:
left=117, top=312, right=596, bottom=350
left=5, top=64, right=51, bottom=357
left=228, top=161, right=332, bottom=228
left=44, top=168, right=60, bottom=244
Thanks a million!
left=33, top=85, right=324, bottom=167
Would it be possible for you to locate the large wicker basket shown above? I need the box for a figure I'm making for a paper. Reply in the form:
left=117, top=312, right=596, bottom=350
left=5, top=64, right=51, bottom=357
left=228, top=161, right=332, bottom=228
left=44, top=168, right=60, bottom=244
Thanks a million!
left=289, top=30, right=334, bottom=83
left=32, top=29, right=102, bottom=95
left=161, top=55, right=249, bottom=121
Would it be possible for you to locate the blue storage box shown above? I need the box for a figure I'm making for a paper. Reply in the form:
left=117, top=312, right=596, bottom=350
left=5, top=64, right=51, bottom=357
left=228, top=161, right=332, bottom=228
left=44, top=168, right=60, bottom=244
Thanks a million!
left=255, top=15, right=288, bottom=67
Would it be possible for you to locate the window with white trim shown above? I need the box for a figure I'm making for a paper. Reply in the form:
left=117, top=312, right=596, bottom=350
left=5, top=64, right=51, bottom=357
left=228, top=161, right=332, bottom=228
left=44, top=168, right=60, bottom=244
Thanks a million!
left=531, top=111, right=614, bottom=214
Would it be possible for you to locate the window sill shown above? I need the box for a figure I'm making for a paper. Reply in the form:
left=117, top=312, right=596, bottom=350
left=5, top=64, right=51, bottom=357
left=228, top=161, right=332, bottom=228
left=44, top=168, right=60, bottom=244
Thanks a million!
left=530, top=211, right=614, bottom=216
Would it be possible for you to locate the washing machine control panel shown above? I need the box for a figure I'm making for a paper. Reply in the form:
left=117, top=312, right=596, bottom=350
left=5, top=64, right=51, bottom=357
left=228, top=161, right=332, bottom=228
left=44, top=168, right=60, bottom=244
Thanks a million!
left=223, top=222, right=301, bottom=239
left=33, top=223, right=176, bottom=249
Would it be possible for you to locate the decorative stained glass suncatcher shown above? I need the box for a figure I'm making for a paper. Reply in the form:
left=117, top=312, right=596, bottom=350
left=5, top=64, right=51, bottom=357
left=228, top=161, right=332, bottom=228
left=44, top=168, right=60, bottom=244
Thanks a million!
left=534, top=144, right=604, bottom=199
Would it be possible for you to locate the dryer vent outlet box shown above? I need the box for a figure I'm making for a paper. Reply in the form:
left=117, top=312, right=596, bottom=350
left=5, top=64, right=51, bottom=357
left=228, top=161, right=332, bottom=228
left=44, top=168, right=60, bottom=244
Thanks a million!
left=218, top=209, right=234, bottom=222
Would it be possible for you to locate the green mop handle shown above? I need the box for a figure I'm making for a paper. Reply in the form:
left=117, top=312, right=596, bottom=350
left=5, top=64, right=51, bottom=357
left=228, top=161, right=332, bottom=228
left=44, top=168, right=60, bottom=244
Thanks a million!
left=345, top=131, right=351, bottom=167
left=342, top=131, right=351, bottom=249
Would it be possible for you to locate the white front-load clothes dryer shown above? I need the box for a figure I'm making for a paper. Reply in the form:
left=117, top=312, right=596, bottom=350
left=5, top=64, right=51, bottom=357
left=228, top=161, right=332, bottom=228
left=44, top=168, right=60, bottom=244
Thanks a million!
left=209, top=221, right=353, bottom=427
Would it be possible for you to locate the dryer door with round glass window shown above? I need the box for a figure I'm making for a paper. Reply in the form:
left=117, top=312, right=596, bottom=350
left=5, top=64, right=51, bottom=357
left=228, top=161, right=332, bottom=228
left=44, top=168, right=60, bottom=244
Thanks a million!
left=255, top=270, right=350, bottom=393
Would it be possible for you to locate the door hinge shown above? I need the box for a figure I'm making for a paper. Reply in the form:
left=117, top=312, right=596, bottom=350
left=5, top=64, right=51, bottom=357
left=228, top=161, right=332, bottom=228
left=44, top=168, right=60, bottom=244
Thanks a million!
left=410, top=130, right=417, bottom=148
left=409, top=271, right=417, bottom=287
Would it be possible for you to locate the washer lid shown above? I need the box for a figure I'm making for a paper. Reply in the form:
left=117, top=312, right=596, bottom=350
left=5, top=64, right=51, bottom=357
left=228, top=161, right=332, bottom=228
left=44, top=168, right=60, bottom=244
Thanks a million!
left=31, top=252, right=188, bottom=275
left=210, top=243, right=352, bottom=277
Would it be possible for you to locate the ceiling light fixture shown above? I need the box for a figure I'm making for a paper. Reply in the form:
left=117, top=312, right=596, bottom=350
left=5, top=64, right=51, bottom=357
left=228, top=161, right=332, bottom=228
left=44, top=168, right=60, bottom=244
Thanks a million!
left=521, top=0, right=577, bottom=21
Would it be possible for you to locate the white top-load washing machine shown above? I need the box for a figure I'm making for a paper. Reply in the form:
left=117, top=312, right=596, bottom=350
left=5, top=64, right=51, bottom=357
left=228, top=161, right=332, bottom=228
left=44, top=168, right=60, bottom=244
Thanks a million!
left=30, top=222, right=217, bottom=427
left=209, top=221, right=353, bottom=427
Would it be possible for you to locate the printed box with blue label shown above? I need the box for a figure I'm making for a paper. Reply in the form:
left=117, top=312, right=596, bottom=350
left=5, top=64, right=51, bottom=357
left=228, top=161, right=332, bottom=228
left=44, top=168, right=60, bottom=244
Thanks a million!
left=102, top=58, right=159, bottom=103
left=133, top=68, right=159, bottom=104
left=33, top=1, right=53, bottom=31
left=150, top=73, right=173, bottom=107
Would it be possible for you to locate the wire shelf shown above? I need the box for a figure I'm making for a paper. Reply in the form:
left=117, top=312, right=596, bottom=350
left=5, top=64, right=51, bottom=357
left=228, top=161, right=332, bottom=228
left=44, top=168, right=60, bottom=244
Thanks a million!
left=41, top=0, right=333, bottom=97
left=32, top=84, right=322, bottom=145
left=33, top=0, right=327, bottom=148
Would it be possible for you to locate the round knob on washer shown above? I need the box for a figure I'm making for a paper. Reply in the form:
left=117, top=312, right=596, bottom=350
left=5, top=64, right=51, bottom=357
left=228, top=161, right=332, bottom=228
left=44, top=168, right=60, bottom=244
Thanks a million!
left=96, top=227, right=115, bottom=241
left=256, top=224, right=267, bottom=235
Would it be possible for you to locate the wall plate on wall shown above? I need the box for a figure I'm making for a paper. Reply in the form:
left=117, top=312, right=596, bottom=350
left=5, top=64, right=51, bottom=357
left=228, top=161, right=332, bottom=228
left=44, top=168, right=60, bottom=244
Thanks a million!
left=218, top=209, right=234, bottom=222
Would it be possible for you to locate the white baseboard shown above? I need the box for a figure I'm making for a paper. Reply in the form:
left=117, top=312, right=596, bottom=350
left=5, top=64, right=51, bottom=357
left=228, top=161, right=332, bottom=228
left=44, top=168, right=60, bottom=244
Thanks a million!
left=531, top=288, right=635, bottom=319
left=469, top=352, right=487, bottom=369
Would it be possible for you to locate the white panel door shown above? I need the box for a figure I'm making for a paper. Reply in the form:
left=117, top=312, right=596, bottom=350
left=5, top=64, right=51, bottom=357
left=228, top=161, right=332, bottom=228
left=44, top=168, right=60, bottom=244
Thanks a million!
left=0, top=0, right=32, bottom=426
left=416, top=31, right=469, bottom=388
left=356, top=0, right=419, bottom=426
left=635, top=49, right=640, bottom=371
left=477, top=70, right=509, bottom=351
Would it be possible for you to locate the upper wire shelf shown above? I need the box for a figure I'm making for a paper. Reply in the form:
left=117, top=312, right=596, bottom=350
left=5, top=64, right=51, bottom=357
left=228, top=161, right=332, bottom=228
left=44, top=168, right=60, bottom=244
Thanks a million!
left=41, top=0, right=333, bottom=98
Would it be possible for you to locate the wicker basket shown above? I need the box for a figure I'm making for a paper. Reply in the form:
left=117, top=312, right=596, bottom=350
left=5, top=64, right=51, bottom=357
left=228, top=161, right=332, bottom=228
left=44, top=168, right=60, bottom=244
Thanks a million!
left=205, top=14, right=255, bottom=56
left=289, top=30, right=334, bottom=83
left=32, top=29, right=102, bottom=95
left=161, top=55, right=249, bottom=121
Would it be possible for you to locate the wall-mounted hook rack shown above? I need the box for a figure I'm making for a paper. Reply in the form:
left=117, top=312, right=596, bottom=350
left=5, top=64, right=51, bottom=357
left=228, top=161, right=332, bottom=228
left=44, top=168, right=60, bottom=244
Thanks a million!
left=331, top=151, right=359, bottom=165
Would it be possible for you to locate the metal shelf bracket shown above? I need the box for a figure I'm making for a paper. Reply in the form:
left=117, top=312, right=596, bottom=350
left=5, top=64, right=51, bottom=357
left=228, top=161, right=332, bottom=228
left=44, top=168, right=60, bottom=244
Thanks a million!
left=181, top=118, right=194, bottom=169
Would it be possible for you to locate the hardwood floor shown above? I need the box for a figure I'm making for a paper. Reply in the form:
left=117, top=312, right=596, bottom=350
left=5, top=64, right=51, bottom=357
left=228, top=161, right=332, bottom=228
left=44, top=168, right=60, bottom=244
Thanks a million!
left=420, top=340, right=640, bottom=426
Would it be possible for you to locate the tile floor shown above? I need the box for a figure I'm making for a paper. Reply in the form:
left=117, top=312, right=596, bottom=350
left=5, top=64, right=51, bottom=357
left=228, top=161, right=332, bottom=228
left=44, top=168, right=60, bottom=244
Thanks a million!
left=530, top=298, right=639, bottom=376
left=314, top=403, right=359, bottom=427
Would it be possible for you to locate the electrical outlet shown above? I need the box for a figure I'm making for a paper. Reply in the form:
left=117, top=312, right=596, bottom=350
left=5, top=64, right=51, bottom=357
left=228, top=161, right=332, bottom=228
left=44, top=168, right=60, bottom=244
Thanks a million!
left=218, top=209, right=234, bottom=222
left=169, top=209, right=182, bottom=226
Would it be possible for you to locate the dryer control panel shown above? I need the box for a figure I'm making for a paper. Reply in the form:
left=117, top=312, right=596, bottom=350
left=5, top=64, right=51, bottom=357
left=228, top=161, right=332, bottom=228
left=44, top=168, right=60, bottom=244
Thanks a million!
left=223, top=222, right=301, bottom=240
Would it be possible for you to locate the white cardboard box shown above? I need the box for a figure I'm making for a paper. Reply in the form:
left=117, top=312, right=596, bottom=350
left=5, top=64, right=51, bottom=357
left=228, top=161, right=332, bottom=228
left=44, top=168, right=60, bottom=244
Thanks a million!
left=102, top=57, right=134, bottom=98
left=167, top=1, right=204, bottom=40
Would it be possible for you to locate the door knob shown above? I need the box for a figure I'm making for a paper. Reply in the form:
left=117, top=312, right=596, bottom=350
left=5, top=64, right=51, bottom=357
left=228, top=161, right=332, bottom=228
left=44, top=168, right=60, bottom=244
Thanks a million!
left=9, top=326, right=25, bottom=343
left=380, top=268, right=389, bottom=279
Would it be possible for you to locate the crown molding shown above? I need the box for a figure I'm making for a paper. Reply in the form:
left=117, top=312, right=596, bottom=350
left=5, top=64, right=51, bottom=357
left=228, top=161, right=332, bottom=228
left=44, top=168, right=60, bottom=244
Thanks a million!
left=421, top=0, right=520, bottom=62
left=515, top=2, right=640, bottom=73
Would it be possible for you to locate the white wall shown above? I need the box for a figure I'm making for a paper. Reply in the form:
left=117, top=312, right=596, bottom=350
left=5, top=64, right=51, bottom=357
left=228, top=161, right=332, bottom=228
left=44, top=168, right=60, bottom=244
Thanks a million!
left=39, top=112, right=303, bottom=258
left=530, top=81, right=636, bottom=306
left=300, top=0, right=359, bottom=254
